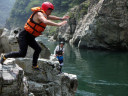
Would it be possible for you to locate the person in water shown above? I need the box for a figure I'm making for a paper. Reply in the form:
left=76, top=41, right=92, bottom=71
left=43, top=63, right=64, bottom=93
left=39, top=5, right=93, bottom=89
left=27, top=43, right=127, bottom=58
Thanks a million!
left=0, top=2, right=69, bottom=70
left=54, top=41, right=65, bottom=73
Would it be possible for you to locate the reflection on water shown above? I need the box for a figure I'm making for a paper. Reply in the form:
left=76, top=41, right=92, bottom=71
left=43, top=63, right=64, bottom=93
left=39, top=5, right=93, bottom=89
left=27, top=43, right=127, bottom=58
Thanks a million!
left=38, top=36, right=128, bottom=96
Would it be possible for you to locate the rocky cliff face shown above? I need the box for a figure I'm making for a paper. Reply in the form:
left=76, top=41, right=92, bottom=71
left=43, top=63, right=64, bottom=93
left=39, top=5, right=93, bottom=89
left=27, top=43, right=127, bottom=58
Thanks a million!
left=56, top=0, right=128, bottom=50
left=54, top=0, right=90, bottom=42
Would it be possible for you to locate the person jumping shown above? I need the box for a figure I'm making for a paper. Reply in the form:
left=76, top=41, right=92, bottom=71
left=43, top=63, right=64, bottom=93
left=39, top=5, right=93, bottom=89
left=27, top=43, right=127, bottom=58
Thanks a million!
left=0, top=2, right=69, bottom=70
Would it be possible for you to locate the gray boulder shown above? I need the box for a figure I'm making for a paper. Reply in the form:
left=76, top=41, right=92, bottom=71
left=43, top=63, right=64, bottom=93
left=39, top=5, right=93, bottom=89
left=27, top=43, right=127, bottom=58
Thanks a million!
left=0, top=58, right=28, bottom=96
left=15, top=57, right=78, bottom=96
left=15, top=58, right=60, bottom=82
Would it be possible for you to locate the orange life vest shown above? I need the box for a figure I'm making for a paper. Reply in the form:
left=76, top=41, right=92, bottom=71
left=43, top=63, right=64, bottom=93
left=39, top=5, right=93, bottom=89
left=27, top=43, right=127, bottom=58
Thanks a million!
left=24, top=7, right=47, bottom=37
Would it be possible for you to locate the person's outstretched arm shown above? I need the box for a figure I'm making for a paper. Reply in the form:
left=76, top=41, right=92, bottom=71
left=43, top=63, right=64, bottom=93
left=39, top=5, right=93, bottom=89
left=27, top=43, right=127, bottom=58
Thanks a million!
left=37, top=12, right=68, bottom=26
left=48, top=15, right=70, bottom=20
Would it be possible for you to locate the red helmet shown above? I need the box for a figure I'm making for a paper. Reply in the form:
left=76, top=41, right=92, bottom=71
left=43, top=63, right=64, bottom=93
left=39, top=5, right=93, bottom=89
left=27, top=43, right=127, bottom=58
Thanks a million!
left=41, top=2, right=54, bottom=12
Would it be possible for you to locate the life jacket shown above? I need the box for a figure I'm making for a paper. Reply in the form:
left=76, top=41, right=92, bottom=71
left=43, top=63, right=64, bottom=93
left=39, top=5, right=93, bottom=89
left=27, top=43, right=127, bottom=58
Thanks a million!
left=24, top=7, right=47, bottom=37
left=56, top=46, right=63, bottom=55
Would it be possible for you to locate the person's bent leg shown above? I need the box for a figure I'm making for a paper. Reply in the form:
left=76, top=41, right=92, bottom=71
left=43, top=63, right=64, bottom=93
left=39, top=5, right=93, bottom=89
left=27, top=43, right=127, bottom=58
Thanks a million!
left=0, top=30, right=28, bottom=64
left=28, top=39, right=42, bottom=67
left=4, top=30, right=28, bottom=58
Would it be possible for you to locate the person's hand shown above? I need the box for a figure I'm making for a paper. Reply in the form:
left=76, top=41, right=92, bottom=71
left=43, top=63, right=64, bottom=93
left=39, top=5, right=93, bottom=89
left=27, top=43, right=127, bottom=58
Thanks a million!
left=58, top=21, right=67, bottom=26
left=62, top=16, right=70, bottom=20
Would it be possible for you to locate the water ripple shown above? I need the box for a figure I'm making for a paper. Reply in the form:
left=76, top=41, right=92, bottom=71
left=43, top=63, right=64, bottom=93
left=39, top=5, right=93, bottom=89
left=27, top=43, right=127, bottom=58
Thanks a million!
left=87, top=80, right=128, bottom=86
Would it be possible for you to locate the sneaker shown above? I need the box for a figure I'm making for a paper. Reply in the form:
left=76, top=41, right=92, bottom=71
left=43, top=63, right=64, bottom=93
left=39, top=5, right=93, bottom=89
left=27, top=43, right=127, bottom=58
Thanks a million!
left=32, top=65, right=40, bottom=70
left=0, top=54, right=6, bottom=65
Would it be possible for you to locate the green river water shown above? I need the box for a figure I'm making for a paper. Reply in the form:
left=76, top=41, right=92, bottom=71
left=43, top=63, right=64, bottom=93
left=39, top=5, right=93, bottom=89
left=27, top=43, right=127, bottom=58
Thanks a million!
left=39, top=36, right=128, bottom=96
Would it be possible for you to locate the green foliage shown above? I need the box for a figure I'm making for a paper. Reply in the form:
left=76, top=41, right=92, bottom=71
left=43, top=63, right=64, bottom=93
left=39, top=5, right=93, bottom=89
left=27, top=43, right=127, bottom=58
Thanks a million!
left=68, top=0, right=90, bottom=20
left=6, top=0, right=30, bottom=29
left=79, top=1, right=90, bottom=16
left=44, top=27, right=57, bottom=36
left=0, top=0, right=15, bottom=28
left=6, top=0, right=44, bottom=29
left=53, top=0, right=86, bottom=13
left=25, top=0, right=42, bottom=13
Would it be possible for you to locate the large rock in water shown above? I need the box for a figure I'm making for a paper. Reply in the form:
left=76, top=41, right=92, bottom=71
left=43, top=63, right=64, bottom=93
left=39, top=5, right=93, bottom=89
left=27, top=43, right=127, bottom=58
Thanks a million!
left=70, top=0, right=128, bottom=50
left=0, top=58, right=78, bottom=96
left=0, top=28, right=50, bottom=59
left=56, top=0, right=128, bottom=50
